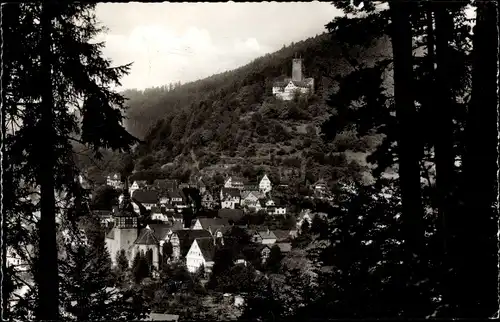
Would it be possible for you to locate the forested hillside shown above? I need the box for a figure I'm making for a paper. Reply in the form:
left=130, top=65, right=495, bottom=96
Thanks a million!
left=77, top=32, right=390, bottom=188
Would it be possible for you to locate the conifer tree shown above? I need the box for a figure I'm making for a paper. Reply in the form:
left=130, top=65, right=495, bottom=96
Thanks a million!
left=59, top=231, right=148, bottom=321
left=266, top=245, right=283, bottom=273
left=131, top=251, right=150, bottom=284
left=162, top=242, right=174, bottom=264
left=3, top=3, right=138, bottom=319
left=116, top=249, right=129, bottom=273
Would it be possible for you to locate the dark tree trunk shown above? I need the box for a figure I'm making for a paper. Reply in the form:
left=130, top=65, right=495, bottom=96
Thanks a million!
left=433, top=2, right=456, bottom=256
left=457, top=1, right=498, bottom=317
left=37, top=3, right=59, bottom=320
left=389, top=1, right=425, bottom=260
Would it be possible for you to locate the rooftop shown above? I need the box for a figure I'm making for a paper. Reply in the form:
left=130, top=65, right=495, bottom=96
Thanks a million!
left=195, top=237, right=217, bottom=262
left=134, top=226, right=159, bottom=245
left=132, top=189, right=159, bottom=204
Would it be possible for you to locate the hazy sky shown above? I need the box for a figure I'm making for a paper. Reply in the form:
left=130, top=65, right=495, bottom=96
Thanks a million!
left=95, top=2, right=343, bottom=90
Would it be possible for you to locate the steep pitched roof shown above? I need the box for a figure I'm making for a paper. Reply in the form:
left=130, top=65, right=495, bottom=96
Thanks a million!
left=114, top=191, right=138, bottom=218
left=272, top=230, right=292, bottom=241
left=273, top=79, right=288, bottom=88
left=276, top=242, right=292, bottom=253
left=174, top=230, right=213, bottom=257
left=105, top=228, right=114, bottom=239
left=258, top=230, right=277, bottom=240
left=133, top=180, right=148, bottom=188
left=170, top=221, right=184, bottom=231
left=197, top=218, right=229, bottom=230
left=147, top=223, right=174, bottom=240
left=221, top=187, right=241, bottom=198
left=195, top=238, right=217, bottom=262
left=134, top=226, right=158, bottom=245
left=240, top=191, right=251, bottom=199
left=132, top=190, right=159, bottom=204
left=242, top=190, right=264, bottom=200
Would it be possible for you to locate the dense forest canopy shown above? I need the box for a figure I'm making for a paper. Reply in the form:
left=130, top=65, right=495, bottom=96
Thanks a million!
left=75, top=32, right=391, bottom=189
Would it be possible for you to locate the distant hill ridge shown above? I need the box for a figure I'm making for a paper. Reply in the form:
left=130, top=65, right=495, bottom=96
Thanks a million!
left=114, top=32, right=389, bottom=187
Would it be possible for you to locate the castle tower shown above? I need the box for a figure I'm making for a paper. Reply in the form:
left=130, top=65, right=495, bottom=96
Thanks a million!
left=292, top=57, right=303, bottom=82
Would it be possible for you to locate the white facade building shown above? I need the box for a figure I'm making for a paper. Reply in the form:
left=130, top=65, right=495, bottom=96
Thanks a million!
left=186, top=238, right=215, bottom=274
left=272, top=57, right=314, bottom=101
left=106, top=173, right=123, bottom=189
left=259, top=174, right=272, bottom=194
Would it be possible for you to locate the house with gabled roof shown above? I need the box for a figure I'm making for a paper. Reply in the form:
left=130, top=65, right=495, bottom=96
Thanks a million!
left=259, top=174, right=272, bottom=193
left=201, top=190, right=216, bottom=209
left=132, top=189, right=159, bottom=210
left=272, top=57, right=314, bottom=101
left=255, top=244, right=272, bottom=263
left=186, top=237, right=218, bottom=273
left=130, top=180, right=148, bottom=195
left=220, top=187, right=241, bottom=209
left=249, top=228, right=277, bottom=245
left=224, top=176, right=246, bottom=190
left=266, top=197, right=287, bottom=215
left=170, top=229, right=213, bottom=260
left=241, top=190, right=264, bottom=206
left=106, top=173, right=123, bottom=189
left=150, top=206, right=169, bottom=222
left=272, top=229, right=296, bottom=242
left=168, top=189, right=185, bottom=204
left=191, top=217, right=229, bottom=235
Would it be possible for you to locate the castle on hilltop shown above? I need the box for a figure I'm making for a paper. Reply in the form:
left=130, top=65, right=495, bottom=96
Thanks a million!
left=272, top=56, right=314, bottom=101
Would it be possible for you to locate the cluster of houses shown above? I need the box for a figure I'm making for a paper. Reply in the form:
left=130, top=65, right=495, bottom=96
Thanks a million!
left=104, top=172, right=291, bottom=218
left=219, top=174, right=289, bottom=215
left=103, top=186, right=300, bottom=277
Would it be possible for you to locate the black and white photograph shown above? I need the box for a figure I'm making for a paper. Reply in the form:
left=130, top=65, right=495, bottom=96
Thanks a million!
left=2, top=1, right=498, bottom=321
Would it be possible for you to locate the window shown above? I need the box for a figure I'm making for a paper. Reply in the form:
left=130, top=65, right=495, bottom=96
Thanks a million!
left=125, top=218, right=133, bottom=226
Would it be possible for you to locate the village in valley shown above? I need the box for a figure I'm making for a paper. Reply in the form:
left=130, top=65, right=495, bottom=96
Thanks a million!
left=101, top=171, right=326, bottom=276
left=5, top=2, right=496, bottom=321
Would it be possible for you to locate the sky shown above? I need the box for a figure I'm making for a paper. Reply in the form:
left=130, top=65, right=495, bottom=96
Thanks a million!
left=95, top=2, right=343, bottom=90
